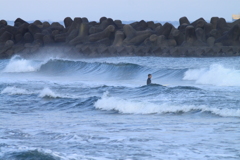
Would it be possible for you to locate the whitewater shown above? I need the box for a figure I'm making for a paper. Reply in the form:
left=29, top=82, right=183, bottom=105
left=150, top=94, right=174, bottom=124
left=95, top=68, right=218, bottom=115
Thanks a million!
left=0, top=55, right=240, bottom=160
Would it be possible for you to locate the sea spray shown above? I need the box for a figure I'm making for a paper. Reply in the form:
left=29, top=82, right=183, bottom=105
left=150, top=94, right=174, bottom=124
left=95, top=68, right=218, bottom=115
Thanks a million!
left=183, top=64, right=240, bottom=86
left=2, top=55, right=41, bottom=73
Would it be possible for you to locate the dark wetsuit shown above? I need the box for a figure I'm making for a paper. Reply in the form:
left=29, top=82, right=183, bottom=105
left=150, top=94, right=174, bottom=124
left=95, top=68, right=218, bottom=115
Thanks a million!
left=147, top=78, right=151, bottom=85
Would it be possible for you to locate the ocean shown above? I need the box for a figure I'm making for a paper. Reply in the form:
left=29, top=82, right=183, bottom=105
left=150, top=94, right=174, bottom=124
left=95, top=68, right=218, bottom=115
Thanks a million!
left=0, top=54, right=240, bottom=160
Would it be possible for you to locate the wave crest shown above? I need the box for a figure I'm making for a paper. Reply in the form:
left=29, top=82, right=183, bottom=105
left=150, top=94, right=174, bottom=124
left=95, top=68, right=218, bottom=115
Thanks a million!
left=38, top=87, right=58, bottom=98
left=38, top=59, right=146, bottom=76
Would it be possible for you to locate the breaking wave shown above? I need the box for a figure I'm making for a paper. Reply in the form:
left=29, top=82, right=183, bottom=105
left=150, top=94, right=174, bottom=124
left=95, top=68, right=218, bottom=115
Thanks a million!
left=38, top=87, right=59, bottom=98
left=2, top=55, right=42, bottom=73
left=94, top=92, right=240, bottom=117
left=183, top=64, right=240, bottom=86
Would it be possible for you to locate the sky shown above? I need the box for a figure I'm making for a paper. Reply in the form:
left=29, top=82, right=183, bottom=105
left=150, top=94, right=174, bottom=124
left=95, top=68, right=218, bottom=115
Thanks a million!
left=0, top=0, right=239, bottom=22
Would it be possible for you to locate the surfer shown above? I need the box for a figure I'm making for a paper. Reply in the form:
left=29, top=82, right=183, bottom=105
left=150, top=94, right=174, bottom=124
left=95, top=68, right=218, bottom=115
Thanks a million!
left=147, top=74, right=152, bottom=85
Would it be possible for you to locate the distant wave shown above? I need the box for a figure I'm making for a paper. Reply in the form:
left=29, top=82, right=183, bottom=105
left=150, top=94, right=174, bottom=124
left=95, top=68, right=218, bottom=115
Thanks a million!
left=94, top=92, right=240, bottom=117
left=1, top=85, right=99, bottom=100
left=37, top=59, right=189, bottom=85
left=1, top=56, right=147, bottom=75
left=1, top=56, right=188, bottom=84
left=38, top=59, right=147, bottom=75
left=38, top=87, right=78, bottom=99
left=1, top=86, right=58, bottom=98
left=1, top=86, right=30, bottom=95
left=183, top=64, right=240, bottom=86
left=37, top=87, right=97, bottom=100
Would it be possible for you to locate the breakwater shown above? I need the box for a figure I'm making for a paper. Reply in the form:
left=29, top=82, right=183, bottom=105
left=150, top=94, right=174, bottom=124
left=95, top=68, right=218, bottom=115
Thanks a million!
left=0, top=16, right=240, bottom=58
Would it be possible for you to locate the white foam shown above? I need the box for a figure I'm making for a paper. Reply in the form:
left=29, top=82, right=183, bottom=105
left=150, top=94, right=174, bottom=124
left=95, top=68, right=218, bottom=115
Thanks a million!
left=183, top=64, right=240, bottom=86
left=38, top=87, right=58, bottom=98
left=1, top=86, right=29, bottom=95
left=2, top=55, right=40, bottom=73
left=94, top=92, right=240, bottom=117
left=207, top=107, right=240, bottom=117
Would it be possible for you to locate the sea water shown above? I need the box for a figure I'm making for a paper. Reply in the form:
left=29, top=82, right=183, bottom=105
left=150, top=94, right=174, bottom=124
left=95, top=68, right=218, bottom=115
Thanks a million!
left=0, top=55, right=240, bottom=160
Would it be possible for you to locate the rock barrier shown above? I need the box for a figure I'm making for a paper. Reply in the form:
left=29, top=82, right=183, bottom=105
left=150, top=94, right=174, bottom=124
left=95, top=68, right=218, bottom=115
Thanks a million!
left=0, top=16, right=240, bottom=58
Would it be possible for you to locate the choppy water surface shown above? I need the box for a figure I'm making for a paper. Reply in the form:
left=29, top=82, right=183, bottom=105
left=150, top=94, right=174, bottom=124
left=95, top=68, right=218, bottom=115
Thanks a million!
left=0, top=55, right=240, bottom=160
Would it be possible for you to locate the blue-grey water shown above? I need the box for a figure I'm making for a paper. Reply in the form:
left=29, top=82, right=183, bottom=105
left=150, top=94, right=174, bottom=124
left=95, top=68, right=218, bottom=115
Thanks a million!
left=0, top=54, right=240, bottom=160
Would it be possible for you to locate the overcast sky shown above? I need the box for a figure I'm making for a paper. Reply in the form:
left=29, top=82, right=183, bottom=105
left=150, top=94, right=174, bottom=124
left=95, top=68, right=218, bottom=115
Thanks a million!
left=0, top=0, right=239, bottom=22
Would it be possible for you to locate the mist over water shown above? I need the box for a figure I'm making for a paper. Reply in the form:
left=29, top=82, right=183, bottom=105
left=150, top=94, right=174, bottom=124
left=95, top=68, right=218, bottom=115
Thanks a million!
left=1, top=55, right=240, bottom=160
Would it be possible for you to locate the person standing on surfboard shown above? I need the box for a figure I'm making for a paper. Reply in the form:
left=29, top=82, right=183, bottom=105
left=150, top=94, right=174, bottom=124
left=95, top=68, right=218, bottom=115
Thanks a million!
left=147, top=74, right=152, bottom=85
